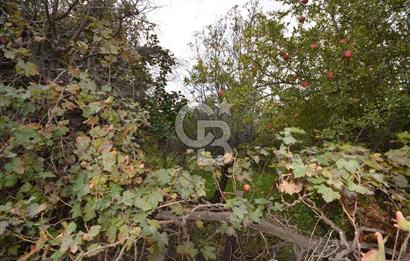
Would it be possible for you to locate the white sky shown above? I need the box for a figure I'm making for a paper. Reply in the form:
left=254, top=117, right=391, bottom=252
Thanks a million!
left=147, top=0, right=280, bottom=94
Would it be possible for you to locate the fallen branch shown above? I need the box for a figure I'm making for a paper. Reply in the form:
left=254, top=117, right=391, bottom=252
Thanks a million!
left=155, top=210, right=395, bottom=257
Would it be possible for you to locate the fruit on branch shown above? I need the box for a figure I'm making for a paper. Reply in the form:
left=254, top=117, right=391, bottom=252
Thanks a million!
left=300, top=0, right=309, bottom=5
left=298, top=16, right=306, bottom=23
left=343, top=50, right=353, bottom=59
left=281, top=51, right=290, bottom=61
left=218, top=90, right=225, bottom=97
left=301, top=80, right=310, bottom=88
left=310, top=42, right=318, bottom=49
left=326, top=71, right=334, bottom=81
left=243, top=184, right=251, bottom=192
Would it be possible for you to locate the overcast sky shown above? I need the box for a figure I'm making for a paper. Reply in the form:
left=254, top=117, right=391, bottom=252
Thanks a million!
left=147, top=0, right=280, bottom=94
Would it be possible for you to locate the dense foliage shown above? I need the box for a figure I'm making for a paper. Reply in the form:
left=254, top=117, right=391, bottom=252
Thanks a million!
left=187, top=0, right=410, bottom=149
left=0, top=0, right=409, bottom=260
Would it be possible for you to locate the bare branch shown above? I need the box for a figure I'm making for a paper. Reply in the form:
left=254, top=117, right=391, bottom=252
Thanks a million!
left=55, top=0, right=80, bottom=20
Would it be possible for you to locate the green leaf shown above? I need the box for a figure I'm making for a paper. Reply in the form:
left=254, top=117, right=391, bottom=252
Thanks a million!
left=5, top=157, right=25, bottom=174
left=66, top=222, right=77, bottom=234
left=3, top=49, right=16, bottom=60
left=347, top=182, right=372, bottom=194
left=157, top=169, right=172, bottom=185
left=87, top=101, right=104, bottom=115
left=134, top=197, right=152, bottom=211
left=86, top=243, right=103, bottom=257
left=393, top=174, right=408, bottom=188
left=16, top=60, right=39, bottom=77
left=271, top=202, right=284, bottom=212
left=26, top=203, right=47, bottom=217
left=106, top=220, right=120, bottom=243
left=171, top=203, right=185, bottom=215
left=386, top=148, right=410, bottom=167
left=345, top=160, right=360, bottom=173
left=289, top=127, right=306, bottom=134
left=397, top=131, right=410, bottom=145
left=336, top=159, right=359, bottom=173
left=71, top=203, right=82, bottom=218
left=39, top=171, right=56, bottom=179
left=101, top=151, right=117, bottom=172
left=79, top=78, right=97, bottom=91
left=228, top=198, right=248, bottom=225
left=317, top=184, right=341, bottom=203
left=146, top=190, right=164, bottom=209
left=122, top=191, right=136, bottom=206
left=101, top=84, right=112, bottom=92
left=363, top=159, right=382, bottom=170
left=101, top=42, right=121, bottom=54
left=19, top=182, right=32, bottom=193
left=84, top=200, right=96, bottom=221
left=14, top=127, right=40, bottom=145
left=283, top=135, right=296, bottom=145
left=248, top=207, right=262, bottom=223
left=176, top=241, right=198, bottom=257
left=292, top=161, right=308, bottom=178
left=3, top=174, right=17, bottom=187
left=50, top=250, right=64, bottom=261
left=0, top=221, right=8, bottom=235
left=201, top=245, right=217, bottom=260
left=72, top=177, right=90, bottom=199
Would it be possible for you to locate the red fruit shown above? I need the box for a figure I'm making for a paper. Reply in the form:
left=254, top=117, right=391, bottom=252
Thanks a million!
left=281, top=52, right=290, bottom=61
left=326, top=71, right=334, bottom=81
left=310, top=43, right=318, bottom=49
left=217, top=90, right=224, bottom=97
left=301, top=80, right=310, bottom=88
left=243, top=184, right=251, bottom=192
left=298, top=16, right=306, bottom=23
left=339, top=38, right=348, bottom=45
left=300, top=0, right=308, bottom=4
left=343, top=50, right=353, bottom=59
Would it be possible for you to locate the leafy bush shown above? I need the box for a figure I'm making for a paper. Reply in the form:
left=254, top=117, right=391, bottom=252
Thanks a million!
left=0, top=0, right=409, bottom=260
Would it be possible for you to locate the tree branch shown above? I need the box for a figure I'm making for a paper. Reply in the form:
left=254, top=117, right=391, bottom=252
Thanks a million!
left=155, top=210, right=395, bottom=257
left=55, top=0, right=80, bottom=20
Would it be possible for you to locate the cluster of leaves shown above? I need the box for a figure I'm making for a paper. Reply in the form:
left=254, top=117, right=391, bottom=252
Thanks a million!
left=0, top=70, right=208, bottom=259
left=215, top=127, right=409, bottom=218
left=273, top=128, right=409, bottom=205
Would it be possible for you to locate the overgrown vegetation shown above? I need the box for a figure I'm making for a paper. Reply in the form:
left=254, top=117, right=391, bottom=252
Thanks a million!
left=0, top=0, right=409, bottom=260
